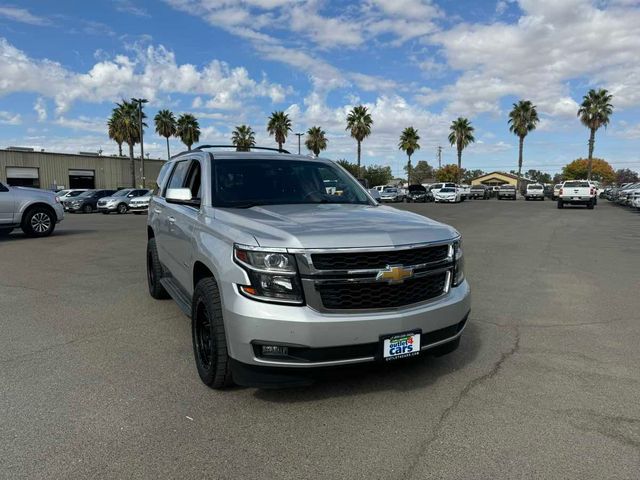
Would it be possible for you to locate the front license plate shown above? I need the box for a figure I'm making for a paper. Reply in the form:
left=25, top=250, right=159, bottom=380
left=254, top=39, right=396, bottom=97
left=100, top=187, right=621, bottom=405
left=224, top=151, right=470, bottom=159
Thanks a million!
left=382, top=331, right=421, bottom=361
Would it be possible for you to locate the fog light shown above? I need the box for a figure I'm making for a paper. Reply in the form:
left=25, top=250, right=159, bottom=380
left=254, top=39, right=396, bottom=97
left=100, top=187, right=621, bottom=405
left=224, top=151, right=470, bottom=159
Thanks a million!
left=262, top=345, right=289, bottom=357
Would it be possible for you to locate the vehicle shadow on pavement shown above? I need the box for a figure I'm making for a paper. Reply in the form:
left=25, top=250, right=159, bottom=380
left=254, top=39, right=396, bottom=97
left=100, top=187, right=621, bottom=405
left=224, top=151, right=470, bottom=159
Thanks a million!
left=252, top=322, right=481, bottom=402
left=0, top=229, right=96, bottom=241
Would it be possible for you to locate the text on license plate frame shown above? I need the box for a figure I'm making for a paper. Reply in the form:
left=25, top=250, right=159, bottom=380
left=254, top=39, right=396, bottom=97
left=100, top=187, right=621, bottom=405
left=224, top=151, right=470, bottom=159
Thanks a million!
left=380, top=330, right=421, bottom=361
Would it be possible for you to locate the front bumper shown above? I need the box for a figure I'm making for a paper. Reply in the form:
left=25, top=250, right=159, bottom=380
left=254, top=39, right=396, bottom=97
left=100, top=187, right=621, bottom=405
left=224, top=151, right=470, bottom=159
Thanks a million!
left=97, top=203, right=119, bottom=212
left=54, top=203, right=64, bottom=222
left=221, top=279, right=471, bottom=368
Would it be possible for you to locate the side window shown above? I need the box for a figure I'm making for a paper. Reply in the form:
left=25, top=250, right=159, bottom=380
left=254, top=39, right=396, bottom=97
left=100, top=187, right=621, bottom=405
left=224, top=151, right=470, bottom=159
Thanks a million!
left=154, top=162, right=174, bottom=196
left=185, top=161, right=201, bottom=200
left=164, top=161, right=191, bottom=195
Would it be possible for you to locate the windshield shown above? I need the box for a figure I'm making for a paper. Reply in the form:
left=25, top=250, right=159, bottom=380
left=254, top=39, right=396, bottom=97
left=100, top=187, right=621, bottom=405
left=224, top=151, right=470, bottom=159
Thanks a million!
left=408, top=185, right=426, bottom=192
left=66, top=190, right=84, bottom=198
left=113, top=189, right=133, bottom=197
left=78, top=191, right=97, bottom=198
left=500, top=185, right=515, bottom=190
left=440, top=188, right=455, bottom=193
left=383, top=188, right=397, bottom=193
left=212, top=158, right=371, bottom=207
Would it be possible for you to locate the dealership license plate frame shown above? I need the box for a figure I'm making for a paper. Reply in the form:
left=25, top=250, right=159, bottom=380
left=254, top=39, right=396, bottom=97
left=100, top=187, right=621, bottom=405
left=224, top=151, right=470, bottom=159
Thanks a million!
left=378, top=329, right=422, bottom=362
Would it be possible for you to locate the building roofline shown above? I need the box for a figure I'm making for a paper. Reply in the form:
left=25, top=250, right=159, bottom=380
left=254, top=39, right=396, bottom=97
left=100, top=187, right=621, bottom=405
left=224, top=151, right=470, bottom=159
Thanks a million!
left=1, top=148, right=166, bottom=162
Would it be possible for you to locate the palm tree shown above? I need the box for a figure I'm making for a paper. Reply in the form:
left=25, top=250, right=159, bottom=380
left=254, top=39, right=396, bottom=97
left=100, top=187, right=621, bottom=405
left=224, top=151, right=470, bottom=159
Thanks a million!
left=114, top=100, right=146, bottom=187
left=154, top=109, right=177, bottom=160
left=346, top=105, right=373, bottom=175
left=578, top=88, right=613, bottom=180
left=508, top=100, right=539, bottom=191
left=231, top=125, right=256, bottom=152
left=266, top=111, right=292, bottom=151
left=176, top=113, right=200, bottom=150
left=305, top=126, right=328, bottom=156
left=107, top=114, right=124, bottom=157
left=448, top=117, right=475, bottom=183
left=398, top=126, right=420, bottom=184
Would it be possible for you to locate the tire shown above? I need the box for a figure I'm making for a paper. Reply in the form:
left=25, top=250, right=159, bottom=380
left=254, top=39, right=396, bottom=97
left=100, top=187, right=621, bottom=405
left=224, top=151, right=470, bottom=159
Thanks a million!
left=557, top=200, right=564, bottom=209
left=0, top=227, right=13, bottom=237
left=587, top=201, right=594, bottom=210
left=192, top=277, right=233, bottom=389
left=117, top=203, right=128, bottom=214
left=83, top=204, right=93, bottom=214
left=146, top=237, right=170, bottom=300
left=430, top=337, right=460, bottom=357
left=21, top=206, right=56, bottom=238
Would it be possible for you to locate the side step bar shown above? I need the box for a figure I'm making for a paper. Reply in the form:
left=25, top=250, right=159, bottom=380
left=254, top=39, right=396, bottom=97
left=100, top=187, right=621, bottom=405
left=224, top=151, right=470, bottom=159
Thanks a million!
left=160, top=278, right=191, bottom=316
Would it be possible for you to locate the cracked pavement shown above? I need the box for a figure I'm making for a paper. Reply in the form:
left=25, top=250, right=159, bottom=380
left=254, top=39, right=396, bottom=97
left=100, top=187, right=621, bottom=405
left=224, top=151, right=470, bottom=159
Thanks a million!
left=1, top=200, right=639, bottom=479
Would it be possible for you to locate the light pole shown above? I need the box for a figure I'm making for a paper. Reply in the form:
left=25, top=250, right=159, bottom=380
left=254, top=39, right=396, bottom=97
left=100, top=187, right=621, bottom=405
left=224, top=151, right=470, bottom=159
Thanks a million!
left=295, top=132, right=303, bottom=154
left=131, top=98, right=148, bottom=187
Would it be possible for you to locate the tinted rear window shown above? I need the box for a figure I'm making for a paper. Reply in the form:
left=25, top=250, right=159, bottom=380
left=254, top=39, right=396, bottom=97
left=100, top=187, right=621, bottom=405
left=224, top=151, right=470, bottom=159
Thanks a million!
left=564, top=181, right=589, bottom=187
left=528, top=185, right=543, bottom=190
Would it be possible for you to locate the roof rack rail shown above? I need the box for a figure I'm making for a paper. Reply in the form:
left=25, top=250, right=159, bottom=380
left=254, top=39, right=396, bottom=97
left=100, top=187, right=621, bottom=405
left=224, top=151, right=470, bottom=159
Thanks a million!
left=194, top=144, right=291, bottom=154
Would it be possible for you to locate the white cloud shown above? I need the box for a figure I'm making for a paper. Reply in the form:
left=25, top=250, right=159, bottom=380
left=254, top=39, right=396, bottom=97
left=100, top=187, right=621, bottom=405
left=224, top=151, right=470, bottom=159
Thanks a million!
left=0, top=6, right=50, bottom=25
left=0, top=38, right=290, bottom=113
left=33, top=97, right=47, bottom=121
left=54, top=116, right=106, bottom=133
left=0, top=111, right=21, bottom=125
left=427, top=0, right=640, bottom=116
left=113, top=0, right=150, bottom=17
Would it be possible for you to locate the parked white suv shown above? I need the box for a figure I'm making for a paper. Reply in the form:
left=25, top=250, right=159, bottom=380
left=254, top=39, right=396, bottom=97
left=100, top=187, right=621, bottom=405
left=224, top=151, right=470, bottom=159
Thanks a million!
left=146, top=146, right=470, bottom=389
left=0, top=181, right=64, bottom=237
left=525, top=184, right=545, bottom=201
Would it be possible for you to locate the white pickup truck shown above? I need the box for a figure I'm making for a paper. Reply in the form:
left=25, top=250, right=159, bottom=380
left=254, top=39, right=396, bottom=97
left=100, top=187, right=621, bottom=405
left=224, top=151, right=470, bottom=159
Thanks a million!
left=557, top=180, right=596, bottom=209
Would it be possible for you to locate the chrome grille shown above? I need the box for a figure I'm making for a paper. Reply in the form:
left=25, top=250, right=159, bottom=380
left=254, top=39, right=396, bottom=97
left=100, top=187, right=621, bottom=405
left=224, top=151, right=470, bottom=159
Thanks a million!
left=311, top=244, right=449, bottom=271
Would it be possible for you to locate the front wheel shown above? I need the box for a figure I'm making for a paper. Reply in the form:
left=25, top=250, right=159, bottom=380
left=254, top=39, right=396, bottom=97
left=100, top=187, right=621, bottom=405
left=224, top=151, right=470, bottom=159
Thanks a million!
left=117, top=203, right=128, bottom=214
left=147, top=238, right=170, bottom=299
left=83, top=204, right=93, bottom=214
left=21, top=207, right=55, bottom=237
left=192, top=277, right=233, bottom=389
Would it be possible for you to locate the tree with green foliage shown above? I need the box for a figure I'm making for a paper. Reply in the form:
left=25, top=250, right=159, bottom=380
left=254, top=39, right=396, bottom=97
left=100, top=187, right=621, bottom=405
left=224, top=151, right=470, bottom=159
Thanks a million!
left=364, top=165, right=393, bottom=187
left=231, top=125, right=256, bottom=152
left=562, top=158, right=615, bottom=184
left=578, top=88, right=613, bottom=180
left=154, top=109, right=177, bottom=160
left=305, top=126, right=328, bottom=156
left=615, top=168, right=639, bottom=184
left=448, top=118, right=475, bottom=183
left=508, top=100, right=539, bottom=191
left=335, top=159, right=360, bottom=178
left=176, top=113, right=200, bottom=150
left=404, top=161, right=434, bottom=184
left=435, top=164, right=463, bottom=183
left=398, top=126, right=420, bottom=184
left=107, top=113, right=125, bottom=157
left=346, top=105, right=373, bottom=174
left=112, top=100, right=147, bottom=187
left=462, top=169, right=485, bottom=183
left=267, top=111, right=292, bottom=152
left=525, top=169, right=552, bottom=184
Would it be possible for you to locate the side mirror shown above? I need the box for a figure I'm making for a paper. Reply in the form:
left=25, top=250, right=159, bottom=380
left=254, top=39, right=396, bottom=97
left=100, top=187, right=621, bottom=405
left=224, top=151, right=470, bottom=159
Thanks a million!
left=166, top=188, right=200, bottom=207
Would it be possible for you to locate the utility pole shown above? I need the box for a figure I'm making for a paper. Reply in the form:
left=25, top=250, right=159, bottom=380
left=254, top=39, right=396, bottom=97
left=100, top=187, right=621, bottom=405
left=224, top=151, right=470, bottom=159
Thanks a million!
left=295, top=132, right=303, bottom=154
left=436, top=145, right=443, bottom=169
left=131, top=98, right=148, bottom=187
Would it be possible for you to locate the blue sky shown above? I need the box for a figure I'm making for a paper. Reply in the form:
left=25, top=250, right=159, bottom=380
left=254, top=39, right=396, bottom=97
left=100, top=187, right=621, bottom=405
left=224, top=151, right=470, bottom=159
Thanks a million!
left=1, top=0, right=639, bottom=177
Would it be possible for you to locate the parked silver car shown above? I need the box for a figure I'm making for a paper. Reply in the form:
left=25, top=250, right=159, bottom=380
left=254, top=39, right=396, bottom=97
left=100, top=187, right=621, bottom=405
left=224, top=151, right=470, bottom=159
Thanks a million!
left=128, top=193, right=152, bottom=214
left=146, top=147, right=470, bottom=389
left=97, top=189, right=151, bottom=214
left=0, top=181, right=64, bottom=237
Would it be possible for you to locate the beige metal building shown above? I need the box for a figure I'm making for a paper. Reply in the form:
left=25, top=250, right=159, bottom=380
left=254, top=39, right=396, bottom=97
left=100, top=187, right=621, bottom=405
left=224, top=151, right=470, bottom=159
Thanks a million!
left=0, top=148, right=165, bottom=190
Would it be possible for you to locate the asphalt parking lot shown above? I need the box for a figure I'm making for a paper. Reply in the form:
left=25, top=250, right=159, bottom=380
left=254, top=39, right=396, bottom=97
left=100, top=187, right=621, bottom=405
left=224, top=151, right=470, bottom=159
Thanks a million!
left=1, top=199, right=639, bottom=479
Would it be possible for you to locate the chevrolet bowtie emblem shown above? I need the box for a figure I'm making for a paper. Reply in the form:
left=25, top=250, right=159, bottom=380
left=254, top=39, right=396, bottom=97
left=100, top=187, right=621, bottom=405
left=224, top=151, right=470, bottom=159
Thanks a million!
left=376, top=265, right=414, bottom=284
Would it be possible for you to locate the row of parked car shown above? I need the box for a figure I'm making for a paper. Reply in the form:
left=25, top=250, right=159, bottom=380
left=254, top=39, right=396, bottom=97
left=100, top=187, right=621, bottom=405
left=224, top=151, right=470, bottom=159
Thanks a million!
left=601, top=183, right=640, bottom=209
left=56, top=188, right=152, bottom=214
left=371, top=183, right=548, bottom=203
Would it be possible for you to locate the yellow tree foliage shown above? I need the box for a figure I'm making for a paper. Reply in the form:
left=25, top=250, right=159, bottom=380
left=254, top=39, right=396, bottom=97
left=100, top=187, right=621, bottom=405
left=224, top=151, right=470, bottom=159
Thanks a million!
left=562, top=158, right=615, bottom=184
left=435, top=164, right=464, bottom=182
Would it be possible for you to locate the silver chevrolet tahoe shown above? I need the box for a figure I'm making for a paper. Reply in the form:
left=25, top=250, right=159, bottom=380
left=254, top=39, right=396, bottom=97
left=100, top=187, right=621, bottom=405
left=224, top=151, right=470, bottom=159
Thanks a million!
left=146, top=146, right=471, bottom=388
left=0, top=181, right=64, bottom=237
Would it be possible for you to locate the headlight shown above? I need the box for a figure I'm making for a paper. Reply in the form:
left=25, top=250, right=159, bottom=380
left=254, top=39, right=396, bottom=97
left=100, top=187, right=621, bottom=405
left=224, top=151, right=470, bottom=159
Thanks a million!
left=234, top=246, right=304, bottom=304
left=452, top=239, right=464, bottom=287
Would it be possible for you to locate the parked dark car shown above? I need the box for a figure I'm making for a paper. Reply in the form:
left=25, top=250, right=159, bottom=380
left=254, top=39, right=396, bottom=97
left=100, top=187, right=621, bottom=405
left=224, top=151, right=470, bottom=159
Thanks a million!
left=65, top=189, right=117, bottom=213
left=469, top=185, right=490, bottom=199
left=405, top=184, right=433, bottom=202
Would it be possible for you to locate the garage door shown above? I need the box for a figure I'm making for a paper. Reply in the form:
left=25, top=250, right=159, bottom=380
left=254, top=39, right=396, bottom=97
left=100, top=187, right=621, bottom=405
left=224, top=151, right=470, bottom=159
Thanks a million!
left=69, top=169, right=95, bottom=189
left=6, top=167, right=40, bottom=188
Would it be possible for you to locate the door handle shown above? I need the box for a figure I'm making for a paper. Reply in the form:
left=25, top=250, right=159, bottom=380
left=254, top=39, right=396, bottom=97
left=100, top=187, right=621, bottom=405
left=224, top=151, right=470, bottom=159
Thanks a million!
left=168, top=216, right=176, bottom=223
left=153, top=208, right=162, bottom=214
